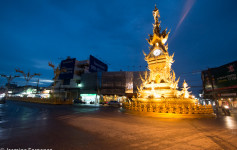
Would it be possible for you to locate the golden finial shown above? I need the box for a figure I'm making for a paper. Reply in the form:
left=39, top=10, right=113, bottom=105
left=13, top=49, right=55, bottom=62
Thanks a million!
left=153, top=4, right=160, bottom=21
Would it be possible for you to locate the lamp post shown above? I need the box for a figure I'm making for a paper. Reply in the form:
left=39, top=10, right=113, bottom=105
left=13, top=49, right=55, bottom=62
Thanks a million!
left=15, top=69, right=41, bottom=93
left=0, top=74, right=20, bottom=98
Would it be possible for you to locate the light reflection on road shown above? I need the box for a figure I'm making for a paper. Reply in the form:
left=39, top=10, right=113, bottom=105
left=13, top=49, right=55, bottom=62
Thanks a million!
left=0, top=104, right=7, bottom=140
left=0, top=104, right=6, bottom=123
left=2, top=101, right=237, bottom=149
left=224, top=116, right=237, bottom=129
left=1, top=101, right=237, bottom=135
left=0, top=101, right=102, bottom=141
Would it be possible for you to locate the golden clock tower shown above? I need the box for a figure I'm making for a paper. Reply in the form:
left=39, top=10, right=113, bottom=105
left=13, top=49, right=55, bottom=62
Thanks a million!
left=136, top=5, right=181, bottom=100
left=125, top=5, right=214, bottom=116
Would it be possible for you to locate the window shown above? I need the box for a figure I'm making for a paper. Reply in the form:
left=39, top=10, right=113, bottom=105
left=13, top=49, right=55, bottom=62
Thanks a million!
left=63, top=79, right=70, bottom=85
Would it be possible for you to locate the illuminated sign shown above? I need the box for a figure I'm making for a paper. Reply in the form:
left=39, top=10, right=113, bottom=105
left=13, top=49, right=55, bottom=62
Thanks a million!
left=80, top=94, right=96, bottom=96
left=202, top=61, right=237, bottom=91
left=221, top=93, right=236, bottom=97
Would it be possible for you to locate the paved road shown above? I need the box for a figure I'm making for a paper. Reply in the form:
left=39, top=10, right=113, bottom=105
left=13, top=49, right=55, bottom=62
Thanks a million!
left=1, top=101, right=237, bottom=150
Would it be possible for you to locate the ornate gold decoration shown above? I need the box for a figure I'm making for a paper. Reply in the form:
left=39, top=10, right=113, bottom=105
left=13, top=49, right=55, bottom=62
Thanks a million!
left=125, top=6, right=214, bottom=116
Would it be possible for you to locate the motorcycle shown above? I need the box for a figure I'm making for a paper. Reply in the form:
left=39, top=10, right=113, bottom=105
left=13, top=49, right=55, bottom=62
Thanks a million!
left=222, top=105, right=231, bottom=116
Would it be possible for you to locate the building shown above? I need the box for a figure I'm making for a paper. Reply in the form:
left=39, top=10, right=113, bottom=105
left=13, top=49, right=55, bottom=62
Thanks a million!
left=78, top=71, right=146, bottom=104
left=202, top=61, right=237, bottom=108
left=79, top=72, right=100, bottom=104
left=54, top=55, right=108, bottom=101
left=100, top=71, right=145, bottom=101
left=54, top=55, right=149, bottom=104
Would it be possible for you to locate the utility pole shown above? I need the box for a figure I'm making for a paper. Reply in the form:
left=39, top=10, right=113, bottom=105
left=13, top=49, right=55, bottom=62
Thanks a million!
left=0, top=74, right=20, bottom=98
left=48, top=62, right=66, bottom=97
left=36, top=79, right=39, bottom=94
left=208, top=68, right=218, bottom=112
left=15, top=69, right=41, bottom=92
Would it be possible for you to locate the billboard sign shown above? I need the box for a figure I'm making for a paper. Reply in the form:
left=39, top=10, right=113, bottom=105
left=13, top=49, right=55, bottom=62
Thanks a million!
left=89, top=55, right=108, bottom=72
left=202, top=61, right=237, bottom=91
left=58, top=58, right=76, bottom=79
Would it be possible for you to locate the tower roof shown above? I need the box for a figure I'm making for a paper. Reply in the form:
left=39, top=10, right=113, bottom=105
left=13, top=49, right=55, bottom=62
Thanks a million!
left=147, top=5, right=170, bottom=47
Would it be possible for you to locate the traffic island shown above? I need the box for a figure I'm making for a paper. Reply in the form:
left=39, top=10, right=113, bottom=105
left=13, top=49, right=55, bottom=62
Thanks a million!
left=8, top=97, right=73, bottom=105
left=123, top=102, right=216, bottom=118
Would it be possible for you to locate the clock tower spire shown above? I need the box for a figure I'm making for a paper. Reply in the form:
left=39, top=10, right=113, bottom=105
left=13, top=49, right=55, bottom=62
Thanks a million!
left=126, top=5, right=213, bottom=117
left=138, top=5, right=179, bottom=98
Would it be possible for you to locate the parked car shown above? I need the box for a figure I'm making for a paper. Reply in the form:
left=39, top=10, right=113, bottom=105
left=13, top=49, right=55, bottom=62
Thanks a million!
left=73, top=99, right=86, bottom=104
left=108, top=101, right=121, bottom=106
left=99, top=101, right=108, bottom=105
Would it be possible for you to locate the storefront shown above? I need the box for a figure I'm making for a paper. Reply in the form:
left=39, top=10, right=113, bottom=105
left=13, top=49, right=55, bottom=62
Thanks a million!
left=217, top=93, right=237, bottom=108
left=202, top=61, right=237, bottom=108
left=80, top=94, right=99, bottom=104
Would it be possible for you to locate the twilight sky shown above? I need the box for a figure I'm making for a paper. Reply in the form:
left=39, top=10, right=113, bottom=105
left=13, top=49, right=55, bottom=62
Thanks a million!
left=0, top=0, right=237, bottom=94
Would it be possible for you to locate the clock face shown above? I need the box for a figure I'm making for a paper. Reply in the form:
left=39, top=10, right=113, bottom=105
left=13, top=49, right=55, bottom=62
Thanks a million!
left=153, top=49, right=161, bottom=56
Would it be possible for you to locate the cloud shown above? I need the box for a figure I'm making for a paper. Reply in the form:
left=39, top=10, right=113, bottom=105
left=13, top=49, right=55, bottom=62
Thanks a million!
left=31, top=59, right=51, bottom=70
left=30, top=77, right=53, bottom=83
left=29, top=81, right=44, bottom=85
left=16, top=76, right=53, bottom=86
left=39, top=78, right=53, bottom=83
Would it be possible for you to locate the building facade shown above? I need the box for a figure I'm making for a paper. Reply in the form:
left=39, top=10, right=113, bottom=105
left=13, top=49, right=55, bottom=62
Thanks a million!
left=54, top=55, right=148, bottom=104
left=79, top=71, right=146, bottom=103
left=202, top=61, right=237, bottom=108
left=54, top=55, right=108, bottom=101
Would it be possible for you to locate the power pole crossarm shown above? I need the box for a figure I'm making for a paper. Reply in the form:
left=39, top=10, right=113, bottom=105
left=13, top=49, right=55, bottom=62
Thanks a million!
left=15, top=69, right=41, bottom=90
left=0, top=73, right=20, bottom=98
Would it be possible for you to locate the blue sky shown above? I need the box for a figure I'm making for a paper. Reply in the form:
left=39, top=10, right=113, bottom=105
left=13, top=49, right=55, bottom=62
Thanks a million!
left=1, top=0, right=237, bottom=94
